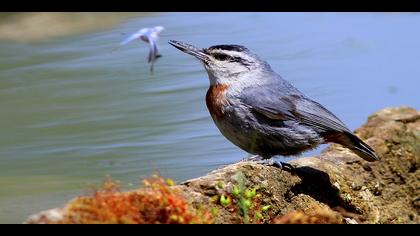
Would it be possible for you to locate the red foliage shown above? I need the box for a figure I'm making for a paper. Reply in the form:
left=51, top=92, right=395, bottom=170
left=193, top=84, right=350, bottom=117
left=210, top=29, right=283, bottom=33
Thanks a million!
left=52, top=176, right=213, bottom=224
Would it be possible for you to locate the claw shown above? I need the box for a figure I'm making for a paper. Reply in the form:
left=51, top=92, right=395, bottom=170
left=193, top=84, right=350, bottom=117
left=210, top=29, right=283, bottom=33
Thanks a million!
left=241, top=155, right=295, bottom=172
left=255, top=159, right=284, bottom=169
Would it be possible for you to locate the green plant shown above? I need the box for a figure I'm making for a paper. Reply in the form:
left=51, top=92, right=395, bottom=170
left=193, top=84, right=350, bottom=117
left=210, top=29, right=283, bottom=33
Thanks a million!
left=217, top=172, right=272, bottom=224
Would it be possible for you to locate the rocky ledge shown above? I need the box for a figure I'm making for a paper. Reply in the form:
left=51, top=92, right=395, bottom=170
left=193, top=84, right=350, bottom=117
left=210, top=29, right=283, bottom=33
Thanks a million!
left=26, top=107, right=419, bottom=224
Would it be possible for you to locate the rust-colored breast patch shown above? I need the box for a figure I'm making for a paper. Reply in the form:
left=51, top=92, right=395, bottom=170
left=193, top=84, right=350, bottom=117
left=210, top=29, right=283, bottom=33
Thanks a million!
left=206, top=84, right=229, bottom=120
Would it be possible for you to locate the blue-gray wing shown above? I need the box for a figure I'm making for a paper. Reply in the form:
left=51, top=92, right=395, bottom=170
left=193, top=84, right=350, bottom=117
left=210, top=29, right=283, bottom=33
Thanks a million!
left=291, top=97, right=351, bottom=132
left=240, top=84, right=351, bottom=133
left=120, top=28, right=148, bottom=46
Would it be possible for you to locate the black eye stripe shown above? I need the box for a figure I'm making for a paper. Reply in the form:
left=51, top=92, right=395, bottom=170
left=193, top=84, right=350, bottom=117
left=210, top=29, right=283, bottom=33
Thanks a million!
left=212, top=53, right=243, bottom=62
left=231, top=56, right=243, bottom=63
left=210, top=52, right=252, bottom=67
left=212, top=53, right=231, bottom=61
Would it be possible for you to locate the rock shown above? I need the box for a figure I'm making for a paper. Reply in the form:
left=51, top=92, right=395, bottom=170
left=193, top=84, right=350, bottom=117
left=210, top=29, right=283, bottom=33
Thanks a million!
left=25, top=107, right=420, bottom=224
left=272, top=206, right=343, bottom=224
left=25, top=208, right=65, bottom=224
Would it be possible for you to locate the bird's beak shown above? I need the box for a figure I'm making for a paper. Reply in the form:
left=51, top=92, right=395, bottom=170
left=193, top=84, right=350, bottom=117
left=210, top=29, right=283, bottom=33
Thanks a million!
left=168, top=40, right=209, bottom=62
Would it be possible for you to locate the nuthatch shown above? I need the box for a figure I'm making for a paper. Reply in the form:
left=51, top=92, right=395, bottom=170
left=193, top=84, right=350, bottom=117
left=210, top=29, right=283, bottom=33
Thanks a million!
left=120, top=26, right=165, bottom=74
left=169, top=40, right=379, bottom=166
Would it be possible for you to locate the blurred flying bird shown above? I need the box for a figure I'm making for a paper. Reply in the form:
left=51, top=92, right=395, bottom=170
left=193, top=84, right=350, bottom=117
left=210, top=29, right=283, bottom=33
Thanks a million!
left=119, top=26, right=165, bottom=74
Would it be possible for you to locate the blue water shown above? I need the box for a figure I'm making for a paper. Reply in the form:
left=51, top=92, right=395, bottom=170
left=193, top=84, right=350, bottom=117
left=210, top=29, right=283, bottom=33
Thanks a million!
left=0, top=12, right=419, bottom=223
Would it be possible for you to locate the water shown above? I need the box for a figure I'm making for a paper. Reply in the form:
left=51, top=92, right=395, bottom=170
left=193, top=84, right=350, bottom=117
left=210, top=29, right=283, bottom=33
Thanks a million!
left=0, top=13, right=419, bottom=223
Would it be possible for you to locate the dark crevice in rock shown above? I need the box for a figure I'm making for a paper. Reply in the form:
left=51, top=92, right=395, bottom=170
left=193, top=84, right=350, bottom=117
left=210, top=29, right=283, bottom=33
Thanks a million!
left=290, top=166, right=360, bottom=214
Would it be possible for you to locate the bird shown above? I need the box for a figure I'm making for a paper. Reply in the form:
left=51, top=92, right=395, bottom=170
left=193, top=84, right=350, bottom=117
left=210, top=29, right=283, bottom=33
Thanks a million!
left=168, top=40, right=379, bottom=167
left=119, top=26, right=165, bottom=74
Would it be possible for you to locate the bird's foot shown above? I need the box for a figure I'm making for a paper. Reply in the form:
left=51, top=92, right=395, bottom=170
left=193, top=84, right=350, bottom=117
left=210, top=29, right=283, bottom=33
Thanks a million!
left=149, top=64, right=155, bottom=75
left=255, top=158, right=282, bottom=168
left=257, top=159, right=295, bottom=172
left=243, top=156, right=295, bottom=172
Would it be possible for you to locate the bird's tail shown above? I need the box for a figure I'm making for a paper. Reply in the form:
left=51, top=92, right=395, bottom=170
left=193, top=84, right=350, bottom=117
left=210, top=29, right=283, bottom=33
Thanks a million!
left=334, top=132, right=379, bottom=162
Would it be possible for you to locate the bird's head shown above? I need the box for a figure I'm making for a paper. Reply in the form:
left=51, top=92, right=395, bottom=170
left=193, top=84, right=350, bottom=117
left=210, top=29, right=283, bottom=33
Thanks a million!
left=169, top=40, right=272, bottom=85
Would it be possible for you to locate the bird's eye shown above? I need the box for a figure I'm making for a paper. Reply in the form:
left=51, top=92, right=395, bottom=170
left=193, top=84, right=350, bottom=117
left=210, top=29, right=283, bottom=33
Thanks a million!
left=212, top=53, right=231, bottom=61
